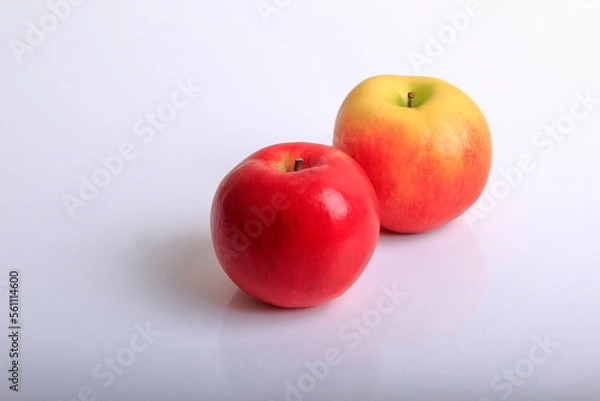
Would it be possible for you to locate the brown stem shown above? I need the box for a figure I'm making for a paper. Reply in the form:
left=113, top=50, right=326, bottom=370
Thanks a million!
left=407, top=91, right=415, bottom=108
left=293, top=158, right=304, bottom=172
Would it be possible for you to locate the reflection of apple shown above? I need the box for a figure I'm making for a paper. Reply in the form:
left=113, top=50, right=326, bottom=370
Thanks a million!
left=333, top=75, right=492, bottom=233
left=219, top=291, right=381, bottom=401
left=210, top=142, right=380, bottom=308
left=376, top=218, right=486, bottom=343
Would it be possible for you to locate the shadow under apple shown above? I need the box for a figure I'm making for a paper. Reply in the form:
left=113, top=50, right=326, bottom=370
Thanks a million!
left=128, top=226, right=237, bottom=319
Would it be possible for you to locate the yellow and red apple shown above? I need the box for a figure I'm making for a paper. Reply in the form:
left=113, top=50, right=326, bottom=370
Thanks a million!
left=333, top=75, right=492, bottom=233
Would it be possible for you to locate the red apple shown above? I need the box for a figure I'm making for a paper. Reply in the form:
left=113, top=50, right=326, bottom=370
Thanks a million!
left=210, top=142, right=380, bottom=308
left=333, top=75, right=492, bottom=233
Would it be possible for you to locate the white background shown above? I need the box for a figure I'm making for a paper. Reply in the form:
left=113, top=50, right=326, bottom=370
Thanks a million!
left=1, top=1, right=600, bottom=400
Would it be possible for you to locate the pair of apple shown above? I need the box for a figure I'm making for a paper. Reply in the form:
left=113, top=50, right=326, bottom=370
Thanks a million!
left=210, top=75, right=492, bottom=308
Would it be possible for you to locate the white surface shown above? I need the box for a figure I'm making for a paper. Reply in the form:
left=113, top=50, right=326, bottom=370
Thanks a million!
left=1, top=1, right=600, bottom=400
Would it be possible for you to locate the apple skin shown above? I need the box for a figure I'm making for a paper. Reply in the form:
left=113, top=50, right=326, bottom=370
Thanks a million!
left=210, top=142, right=380, bottom=308
left=333, top=75, right=492, bottom=233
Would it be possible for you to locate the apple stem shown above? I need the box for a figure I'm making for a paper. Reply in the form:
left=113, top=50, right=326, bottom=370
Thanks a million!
left=293, top=158, right=304, bottom=172
left=408, top=91, right=415, bottom=108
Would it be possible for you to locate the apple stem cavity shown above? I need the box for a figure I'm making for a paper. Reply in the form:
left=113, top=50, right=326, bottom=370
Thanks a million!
left=293, top=158, right=304, bottom=172
left=407, top=91, right=415, bottom=108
